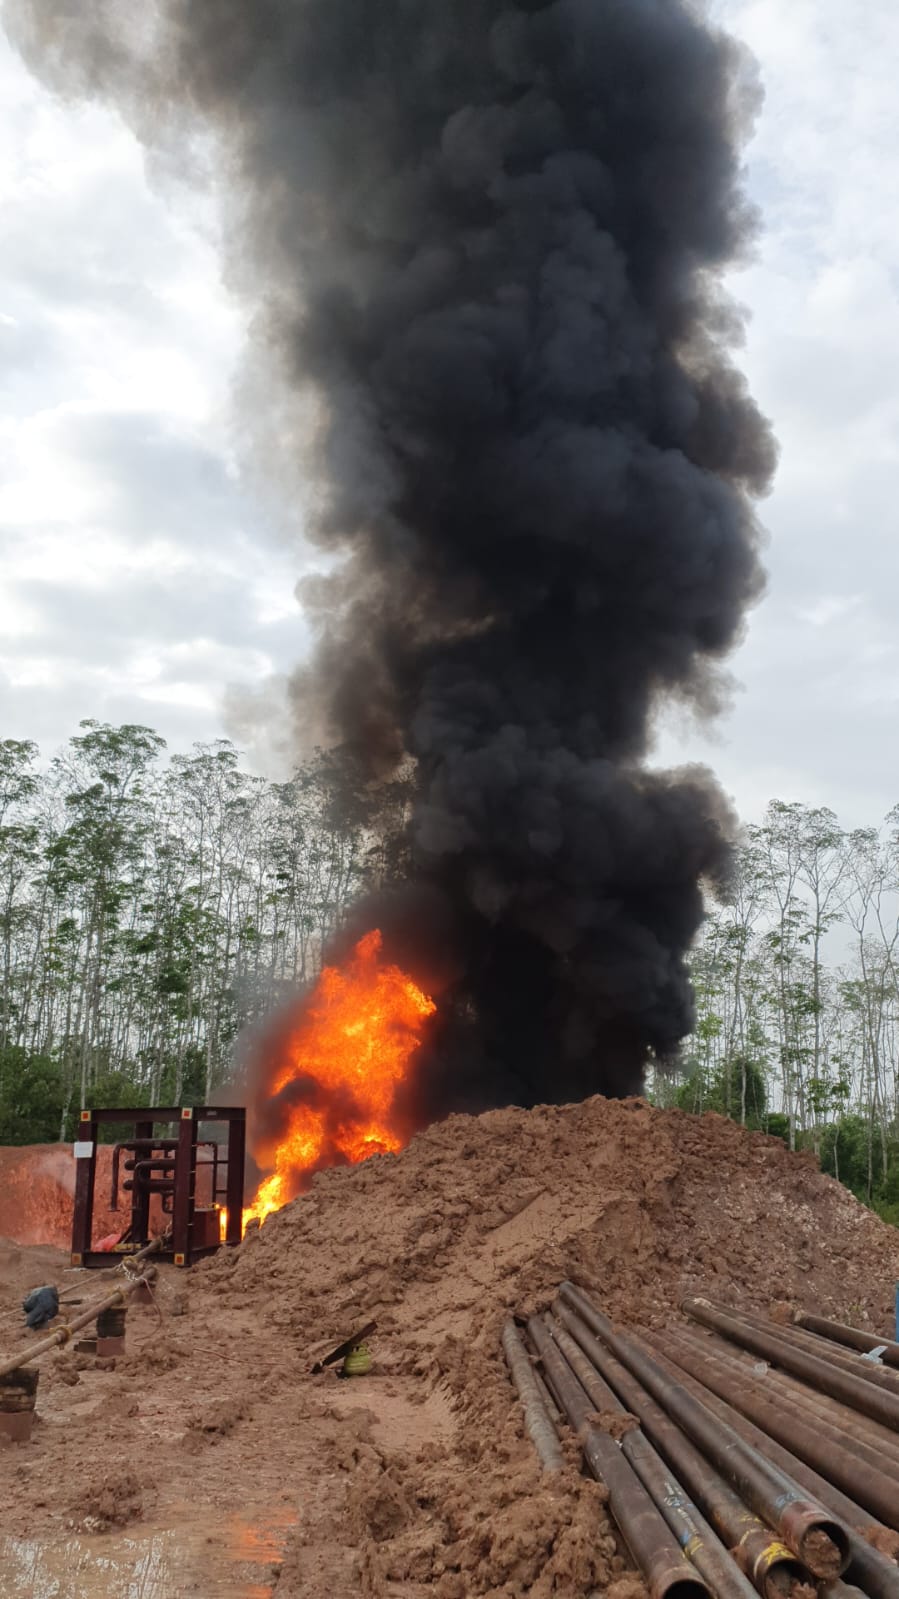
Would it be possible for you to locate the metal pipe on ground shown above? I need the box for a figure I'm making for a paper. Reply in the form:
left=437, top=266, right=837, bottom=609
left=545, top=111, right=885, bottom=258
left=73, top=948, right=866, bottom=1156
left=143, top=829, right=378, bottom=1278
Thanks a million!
left=552, top=1301, right=813, bottom=1599
left=544, top=1314, right=761, bottom=1599
left=649, top=1331, right=899, bottom=1555
left=771, top=1318, right=899, bottom=1396
left=534, top=1365, right=563, bottom=1428
left=672, top=1331, right=899, bottom=1497
left=657, top=1329, right=899, bottom=1543
left=131, top=1237, right=165, bottom=1262
left=819, top=1583, right=871, bottom=1599
left=0, top=1267, right=158, bottom=1381
left=546, top=1314, right=624, bottom=1415
left=559, top=1284, right=850, bottom=1582
left=622, top=1435, right=763, bottom=1599
left=667, top=1327, right=899, bottom=1525
left=502, top=1320, right=565, bottom=1473
left=527, top=1316, right=709, bottom=1599
left=671, top=1317, right=899, bottom=1490
left=682, top=1298, right=899, bottom=1434
left=706, top=1302, right=899, bottom=1402
left=643, top=1333, right=899, bottom=1599
left=795, top=1314, right=899, bottom=1372
left=742, top=1350, right=899, bottom=1473
left=751, top=1365, right=899, bottom=1484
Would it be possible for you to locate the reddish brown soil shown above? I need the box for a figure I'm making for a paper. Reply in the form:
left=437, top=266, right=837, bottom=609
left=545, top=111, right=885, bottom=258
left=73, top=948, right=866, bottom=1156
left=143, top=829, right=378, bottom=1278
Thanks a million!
left=1, top=1097, right=897, bottom=1598
left=0, top=1143, right=118, bottom=1249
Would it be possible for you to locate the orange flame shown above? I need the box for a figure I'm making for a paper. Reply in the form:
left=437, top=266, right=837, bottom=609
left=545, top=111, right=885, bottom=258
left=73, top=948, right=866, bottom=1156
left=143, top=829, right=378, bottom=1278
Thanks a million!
left=241, top=929, right=435, bottom=1231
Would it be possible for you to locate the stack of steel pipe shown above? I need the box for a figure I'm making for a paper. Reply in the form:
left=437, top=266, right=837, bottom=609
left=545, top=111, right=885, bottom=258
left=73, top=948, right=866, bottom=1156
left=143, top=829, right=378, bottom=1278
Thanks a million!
left=505, top=1283, right=899, bottom=1599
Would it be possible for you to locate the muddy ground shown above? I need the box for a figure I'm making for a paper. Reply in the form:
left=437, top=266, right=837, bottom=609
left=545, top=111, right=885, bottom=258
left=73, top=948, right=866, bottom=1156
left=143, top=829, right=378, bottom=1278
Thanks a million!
left=1, top=1097, right=898, bottom=1598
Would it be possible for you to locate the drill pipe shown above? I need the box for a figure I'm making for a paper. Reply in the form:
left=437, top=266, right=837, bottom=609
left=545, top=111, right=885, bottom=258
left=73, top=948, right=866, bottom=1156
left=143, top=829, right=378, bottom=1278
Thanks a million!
left=545, top=1313, right=760, bottom=1599
left=658, top=1329, right=899, bottom=1538
left=656, top=1328, right=899, bottom=1539
left=682, top=1299, right=899, bottom=1434
left=501, top=1320, right=564, bottom=1473
left=0, top=1267, right=157, bottom=1380
left=552, top=1301, right=811, bottom=1599
left=559, top=1284, right=850, bottom=1580
left=527, top=1316, right=709, bottom=1599
left=735, top=1327, right=899, bottom=1458
left=643, top=1332, right=899, bottom=1599
left=773, top=1317, right=899, bottom=1395
left=754, top=1365, right=899, bottom=1483
left=795, top=1313, right=899, bottom=1372
left=546, top=1315, right=624, bottom=1414
left=534, top=1365, right=563, bottom=1427
left=622, top=1435, right=763, bottom=1599
left=685, top=1336, right=899, bottom=1493
left=708, top=1302, right=899, bottom=1402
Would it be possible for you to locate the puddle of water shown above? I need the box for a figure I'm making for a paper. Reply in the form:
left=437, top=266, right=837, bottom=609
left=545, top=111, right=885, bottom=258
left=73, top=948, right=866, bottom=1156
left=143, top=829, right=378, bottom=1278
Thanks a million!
left=0, top=1506, right=293, bottom=1599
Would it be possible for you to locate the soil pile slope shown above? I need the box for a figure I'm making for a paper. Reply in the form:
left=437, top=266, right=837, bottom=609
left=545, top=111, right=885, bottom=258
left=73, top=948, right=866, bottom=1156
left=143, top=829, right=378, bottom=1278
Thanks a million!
left=1, top=1101, right=896, bottom=1597
left=194, top=1097, right=899, bottom=1597
left=211, top=1095, right=899, bottom=1348
left=0, top=1144, right=116, bottom=1249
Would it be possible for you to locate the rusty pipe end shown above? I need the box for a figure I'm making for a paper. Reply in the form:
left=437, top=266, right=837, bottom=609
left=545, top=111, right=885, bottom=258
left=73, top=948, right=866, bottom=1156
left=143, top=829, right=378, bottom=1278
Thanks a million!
left=762, top=1569, right=811, bottom=1599
left=736, top=1528, right=807, bottom=1599
left=780, top=1505, right=850, bottom=1580
left=652, top=1577, right=709, bottom=1599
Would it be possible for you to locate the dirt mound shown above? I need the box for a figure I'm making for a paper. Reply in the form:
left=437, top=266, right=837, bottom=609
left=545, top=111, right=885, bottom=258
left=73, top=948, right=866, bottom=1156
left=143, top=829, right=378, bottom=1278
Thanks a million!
left=207, top=1095, right=899, bottom=1346
left=2, top=1100, right=897, bottom=1597
left=192, top=1096, right=899, bottom=1595
left=0, top=1144, right=118, bottom=1249
left=66, top=1468, right=145, bottom=1533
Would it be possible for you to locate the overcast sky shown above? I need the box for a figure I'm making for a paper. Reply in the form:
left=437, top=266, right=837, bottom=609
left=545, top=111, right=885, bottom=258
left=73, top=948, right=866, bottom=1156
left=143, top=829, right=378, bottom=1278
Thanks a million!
left=1, top=1, right=897, bottom=827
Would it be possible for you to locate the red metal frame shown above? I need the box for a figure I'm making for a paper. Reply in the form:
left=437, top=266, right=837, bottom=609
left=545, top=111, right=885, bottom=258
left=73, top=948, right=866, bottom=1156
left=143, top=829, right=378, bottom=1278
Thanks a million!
left=71, top=1105, right=246, bottom=1269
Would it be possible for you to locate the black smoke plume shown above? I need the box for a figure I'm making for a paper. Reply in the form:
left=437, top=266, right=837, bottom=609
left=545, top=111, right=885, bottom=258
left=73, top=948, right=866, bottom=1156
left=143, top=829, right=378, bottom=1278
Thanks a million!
left=7, top=0, right=776, bottom=1111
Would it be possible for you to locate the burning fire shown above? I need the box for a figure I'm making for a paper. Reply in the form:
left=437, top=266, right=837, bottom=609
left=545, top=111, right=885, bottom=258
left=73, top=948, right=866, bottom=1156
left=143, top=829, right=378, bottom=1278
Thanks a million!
left=241, top=929, right=435, bottom=1231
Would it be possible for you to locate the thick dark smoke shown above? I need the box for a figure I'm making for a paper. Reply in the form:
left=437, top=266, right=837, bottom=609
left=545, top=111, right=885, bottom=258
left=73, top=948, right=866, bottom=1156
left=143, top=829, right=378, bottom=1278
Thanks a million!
left=7, top=0, right=776, bottom=1111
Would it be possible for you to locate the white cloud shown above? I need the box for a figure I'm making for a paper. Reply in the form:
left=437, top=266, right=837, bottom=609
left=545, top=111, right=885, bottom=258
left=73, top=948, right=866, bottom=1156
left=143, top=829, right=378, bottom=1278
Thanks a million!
left=0, top=28, right=302, bottom=765
left=655, top=0, right=899, bottom=825
left=796, top=596, right=860, bottom=629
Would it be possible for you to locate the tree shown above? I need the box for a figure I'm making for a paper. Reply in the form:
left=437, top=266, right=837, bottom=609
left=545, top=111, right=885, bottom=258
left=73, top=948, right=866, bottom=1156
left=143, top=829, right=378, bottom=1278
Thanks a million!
left=46, top=722, right=165, bottom=1123
left=4, top=727, right=899, bottom=1231
left=0, top=740, right=40, bottom=1052
left=675, top=1053, right=768, bottom=1128
left=0, top=1043, right=65, bottom=1144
